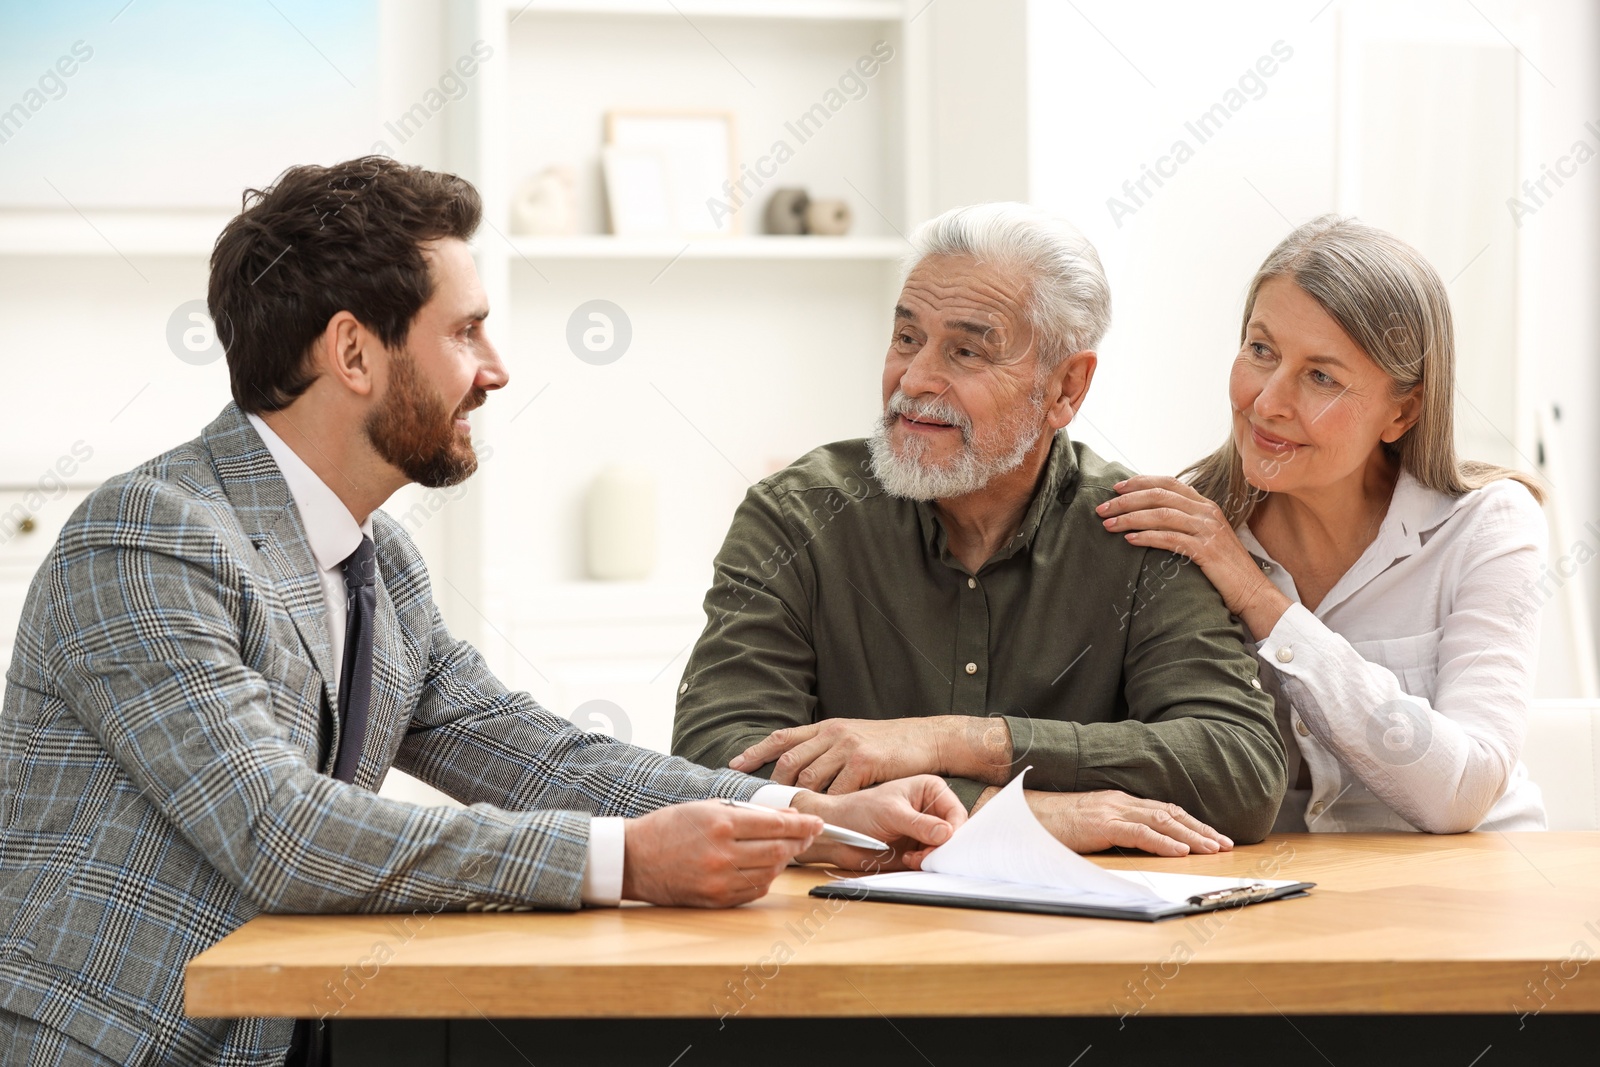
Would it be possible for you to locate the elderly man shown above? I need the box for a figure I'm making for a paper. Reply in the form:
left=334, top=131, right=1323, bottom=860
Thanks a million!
left=672, top=202, right=1286, bottom=853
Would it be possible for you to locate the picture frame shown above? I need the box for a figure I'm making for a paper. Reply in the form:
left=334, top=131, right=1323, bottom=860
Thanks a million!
left=600, top=146, right=674, bottom=237
left=604, top=109, right=739, bottom=237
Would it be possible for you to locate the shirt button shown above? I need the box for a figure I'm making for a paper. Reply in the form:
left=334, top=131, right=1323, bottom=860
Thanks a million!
left=1309, top=801, right=1326, bottom=816
left=1250, top=677, right=1262, bottom=690
left=1260, top=561, right=1272, bottom=573
left=967, top=577, right=977, bottom=589
left=678, top=682, right=688, bottom=695
left=1275, top=646, right=1294, bottom=663
left=965, top=662, right=978, bottom=675
left=1295, top=718, right=1310, bottom=737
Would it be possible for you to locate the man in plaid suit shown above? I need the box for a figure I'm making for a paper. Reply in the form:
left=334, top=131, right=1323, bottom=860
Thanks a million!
left=0, top=158, right=963, bottom=1066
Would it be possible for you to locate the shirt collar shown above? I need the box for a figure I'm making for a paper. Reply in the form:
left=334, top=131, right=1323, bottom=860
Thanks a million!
left=246, top=413, right=372, bottom=574
left=914, top=431, right=1081, bottom=571
left=1385, top=467, right=1476, bottom=549
left=1013, top=431, right=1080, bottom=549
left=1236, top=467, right=1474, bottom=612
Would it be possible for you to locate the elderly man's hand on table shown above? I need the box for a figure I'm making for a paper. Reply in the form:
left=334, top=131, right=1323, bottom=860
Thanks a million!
left=729, top=716, right=1013, bottom=793
left=972, top=786, right=1234, bottom=857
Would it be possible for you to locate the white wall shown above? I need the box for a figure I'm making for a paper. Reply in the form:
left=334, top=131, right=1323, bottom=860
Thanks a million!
left=4, top=0, right=1596, bottom=729
left=927, top=0, right=1029, bottom=211
left=1028, top=0, right=1600, bottom=694
left=1521, top=0, right=1600, bottom=662
left=1027, top=0, right=1338, bottom=477
left=0, top=0, right=454, bottom=512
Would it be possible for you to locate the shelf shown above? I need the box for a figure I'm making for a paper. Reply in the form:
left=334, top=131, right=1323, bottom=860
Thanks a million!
left=0, top=214, right=909, bottom=263
left=502, top=0, right=905, bottom=21
left=502, top=235, right=909, bottom=260
left=0, top=209, right=229, bottom=258
left=0, top=215, right=910, bottom=263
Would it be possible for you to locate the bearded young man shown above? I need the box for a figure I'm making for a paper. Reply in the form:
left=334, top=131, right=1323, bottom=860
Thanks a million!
left=672, top=202, right=1287, bottom=854
left=0, top=158, right=962, bottom=1067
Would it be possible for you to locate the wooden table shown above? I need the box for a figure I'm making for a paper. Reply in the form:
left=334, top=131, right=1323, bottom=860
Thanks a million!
left=187, top=833, right=1600, bottom=1066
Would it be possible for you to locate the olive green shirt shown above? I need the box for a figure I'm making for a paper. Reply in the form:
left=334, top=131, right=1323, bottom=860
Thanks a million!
left=670, top=434, right=1287, bottom=842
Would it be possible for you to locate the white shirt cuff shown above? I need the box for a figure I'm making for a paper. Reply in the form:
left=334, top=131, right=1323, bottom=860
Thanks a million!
left=751, top=783, right=805, bottom=809
left=592, top=787, right=803, bottom=905
left=1257, top=602, right=1324, bottom=680
left=753, top=785, right=810, bottom=867
left=581, top=816, right=626, bottom=907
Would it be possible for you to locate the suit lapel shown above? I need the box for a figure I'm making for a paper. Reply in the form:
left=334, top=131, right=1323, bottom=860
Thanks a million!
left=358, top=571, right=408, bottom=789
left=201, top=405, right=341, bottom=764
left=255, top=516, right=342, bottom=758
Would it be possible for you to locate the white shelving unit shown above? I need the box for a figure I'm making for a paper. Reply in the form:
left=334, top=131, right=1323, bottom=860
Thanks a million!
left=0, top=0, right=1025, bottom=759
left=0, top=210, right=232, bottom=257
left=438, top=0, right=952, bottom=748
left=496, top=0, right=907, bottom=20
left=502, top=234, right=910, bottom=259
left=0, top=487, right=95, bottom=678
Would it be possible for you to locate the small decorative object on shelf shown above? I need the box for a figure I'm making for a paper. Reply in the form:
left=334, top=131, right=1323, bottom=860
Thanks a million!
left=510, top=165, right=579, bottom=236
left=605, top=109, right=738, bottom=237
left=760, top=188, right=853, bottom=237
left=763, top=187, right=810, bottom=235
left=584, top=465, right=657, bottom=581
left=804, top=198, right=853, bottom=236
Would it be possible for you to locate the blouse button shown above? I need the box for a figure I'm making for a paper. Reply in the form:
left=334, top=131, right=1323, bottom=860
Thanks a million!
left=678, top=682, right=689, bottom=695
left=967, top=577, right=977, bottom=589
left=1275, top=646, right=1294, bottom=663
left=1310, top=801, right=1326, bottom=817
left=965, top=662, right=978, bottom=675
left=1250, top=677, right=1262, bottom=690
left=1295, top=718, right=1310, bottom=737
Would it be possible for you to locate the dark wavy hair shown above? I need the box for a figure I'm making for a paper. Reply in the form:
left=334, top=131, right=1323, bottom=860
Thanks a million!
left=208, top=156, right=482, bottom=414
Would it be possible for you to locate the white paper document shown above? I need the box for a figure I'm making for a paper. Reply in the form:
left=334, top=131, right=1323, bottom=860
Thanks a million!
left=836, top=769, right=1303, bottom=916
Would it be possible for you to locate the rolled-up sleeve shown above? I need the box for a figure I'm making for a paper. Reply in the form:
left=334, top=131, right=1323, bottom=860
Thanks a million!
left=1003, top=547, right=1287, bottom=843
left=672, top=483, right=820, bottom=774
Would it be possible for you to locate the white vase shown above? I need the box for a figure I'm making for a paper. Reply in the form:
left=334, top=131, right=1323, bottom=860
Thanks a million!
left=511, top=164, right=578, bottom=236
left=584, top=465, right=656, bottom=580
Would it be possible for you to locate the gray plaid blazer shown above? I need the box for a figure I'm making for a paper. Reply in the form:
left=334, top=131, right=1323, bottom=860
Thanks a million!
left=0, top=404, right=763, bottom=1065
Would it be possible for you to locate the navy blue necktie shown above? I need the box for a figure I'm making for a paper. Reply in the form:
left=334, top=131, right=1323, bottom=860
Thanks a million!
left=289, top=539, right=376, bottom=1064
left=332, top=536, right=376, bottom=783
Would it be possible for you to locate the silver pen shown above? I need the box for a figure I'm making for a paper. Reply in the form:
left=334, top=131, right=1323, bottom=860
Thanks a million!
left=720, top=797, right=890, bottom=851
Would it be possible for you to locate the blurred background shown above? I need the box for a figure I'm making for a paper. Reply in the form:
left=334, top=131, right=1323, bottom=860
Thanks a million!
left=1, top=0, right=1596, bottom=781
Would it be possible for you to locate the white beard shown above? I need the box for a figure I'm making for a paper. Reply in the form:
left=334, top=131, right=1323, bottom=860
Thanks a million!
left=867, top=388, right=1047, bottom=501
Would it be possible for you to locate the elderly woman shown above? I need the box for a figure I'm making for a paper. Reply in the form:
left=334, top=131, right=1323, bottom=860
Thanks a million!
left=1098, top=215, right=1547, bottom=833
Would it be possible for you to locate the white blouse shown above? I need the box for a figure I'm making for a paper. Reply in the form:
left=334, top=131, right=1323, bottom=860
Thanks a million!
left=1239, top=471, right=1548, bottom=834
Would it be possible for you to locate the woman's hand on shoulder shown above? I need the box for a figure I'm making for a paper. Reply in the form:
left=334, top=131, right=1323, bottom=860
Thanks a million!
left=1096, top=475, right=1288, bottom=638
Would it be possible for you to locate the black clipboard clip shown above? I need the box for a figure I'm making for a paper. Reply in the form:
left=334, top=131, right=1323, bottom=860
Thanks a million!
left=1186, top=882, right=1274, bottom=907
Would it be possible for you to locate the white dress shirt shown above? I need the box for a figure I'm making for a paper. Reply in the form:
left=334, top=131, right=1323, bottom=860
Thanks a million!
left=246, top=415, right=801, bottom=904
left=246, top=415, right=373, bottom=688
left=1241, top=469, right=1548, bottom=834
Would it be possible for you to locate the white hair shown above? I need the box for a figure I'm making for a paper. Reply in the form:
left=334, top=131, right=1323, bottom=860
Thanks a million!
left=904, top=202, right=1112, bottom=368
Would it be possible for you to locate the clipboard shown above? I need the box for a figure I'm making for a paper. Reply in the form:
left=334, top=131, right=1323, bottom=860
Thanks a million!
left=809, top=767, right=1315, bottom=922
left=809, top=873, right=1316, bottom=923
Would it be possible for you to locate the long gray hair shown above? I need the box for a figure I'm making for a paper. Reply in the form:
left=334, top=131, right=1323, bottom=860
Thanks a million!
left=1185, top=214, right=1544, bottom=523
